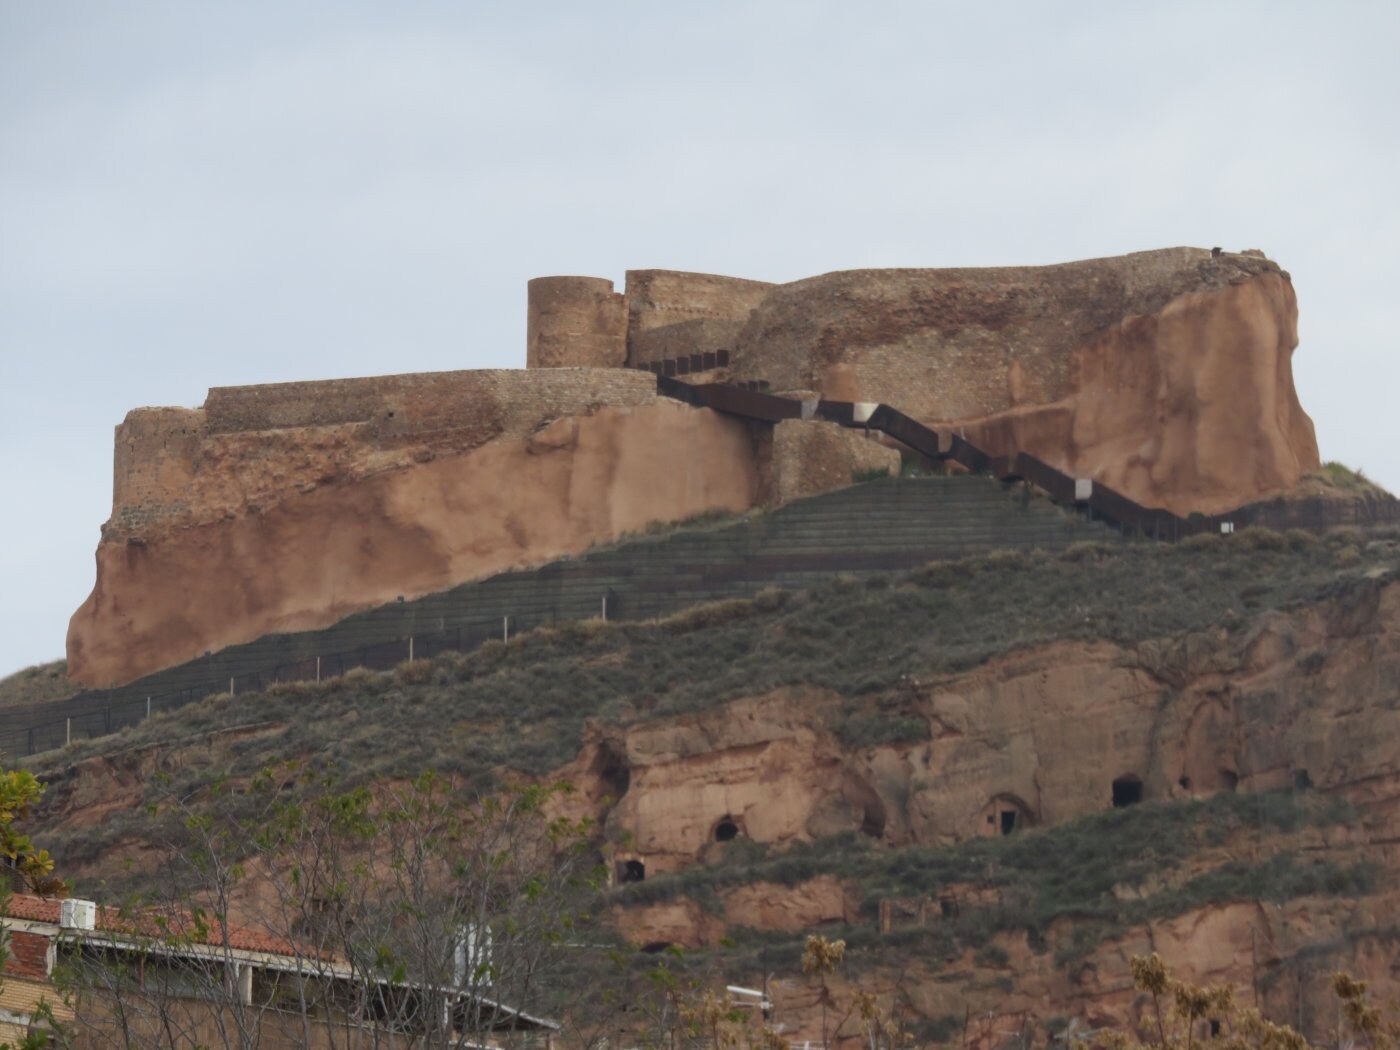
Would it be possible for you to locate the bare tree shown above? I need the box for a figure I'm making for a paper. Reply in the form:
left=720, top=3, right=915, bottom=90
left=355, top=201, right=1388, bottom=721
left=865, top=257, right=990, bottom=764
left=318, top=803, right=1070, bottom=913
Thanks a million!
left=56, top=766, right=602, bottom=1050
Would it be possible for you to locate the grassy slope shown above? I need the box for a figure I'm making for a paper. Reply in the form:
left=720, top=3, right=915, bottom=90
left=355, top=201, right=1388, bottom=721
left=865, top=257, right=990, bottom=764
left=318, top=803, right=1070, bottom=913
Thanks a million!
left=30, top=527, right=1396, bottom=886
left=0, top=659, right=76, bottom=709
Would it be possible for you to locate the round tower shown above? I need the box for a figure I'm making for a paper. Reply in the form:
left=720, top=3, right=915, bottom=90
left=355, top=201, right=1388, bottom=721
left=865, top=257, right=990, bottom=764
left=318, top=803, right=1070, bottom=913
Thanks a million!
left=526, top=276, right=628, bottom=369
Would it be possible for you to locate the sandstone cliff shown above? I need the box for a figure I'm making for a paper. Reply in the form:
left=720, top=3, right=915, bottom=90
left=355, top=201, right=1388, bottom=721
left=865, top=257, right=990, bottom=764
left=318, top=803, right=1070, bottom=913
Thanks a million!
left=68, top=395, right=761, bottom=687
left=537, top=250, right=1320, bottom=515
left=722, top=249, right=1319, bottom=516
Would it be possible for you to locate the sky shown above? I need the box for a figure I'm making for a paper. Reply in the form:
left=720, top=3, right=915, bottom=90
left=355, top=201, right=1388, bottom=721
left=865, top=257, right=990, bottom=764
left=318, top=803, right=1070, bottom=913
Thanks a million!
left=2, top=1, right=1398, bottom=678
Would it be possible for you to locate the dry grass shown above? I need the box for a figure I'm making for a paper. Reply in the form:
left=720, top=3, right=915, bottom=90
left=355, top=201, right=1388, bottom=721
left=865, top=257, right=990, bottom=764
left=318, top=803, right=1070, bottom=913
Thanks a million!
left=27, top=535, right=1398, bottom=893
left=0, top=659, right=77, bottom=709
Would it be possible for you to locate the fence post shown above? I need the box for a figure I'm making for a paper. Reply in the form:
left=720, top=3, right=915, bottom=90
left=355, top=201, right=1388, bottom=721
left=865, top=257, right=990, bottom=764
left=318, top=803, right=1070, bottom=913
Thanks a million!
left=146, top=696, right=151, bottom=719
left=408, top=636, right=414, bottom=662
left=601, top=595, right=607, bottom=622
left=316, top=656, right=321, bottom=683
left=229, top=676, right=235, bottom=696
left=66, top=718, right=71, bottom=748
left=503, top=616, right=509, bottom=643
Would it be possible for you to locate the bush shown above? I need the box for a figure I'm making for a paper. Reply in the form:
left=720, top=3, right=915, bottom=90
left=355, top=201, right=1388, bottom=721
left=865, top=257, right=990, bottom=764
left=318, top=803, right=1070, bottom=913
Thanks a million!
left=835, top=714, right=930, bottom=748
left=1235, top=526, right=1288, bottom=551
left=393, top=659, right=436, bottom=686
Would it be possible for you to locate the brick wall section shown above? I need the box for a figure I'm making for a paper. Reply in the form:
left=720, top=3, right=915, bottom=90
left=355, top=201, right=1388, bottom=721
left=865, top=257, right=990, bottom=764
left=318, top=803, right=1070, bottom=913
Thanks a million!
left=111, top=369, right=657, bottom=532
left=5, top=931, right=50, bottom=980
left=112, top=407, right=204, bottom=518
left=624, top=270, right=773, bottom=368
left=628, top=318, right=748, bottom=367
left=202, top=368, right=653, bottom=435
left=764, top=421, right=902, bottom=507
left=526, top=277, right=628, bottom=368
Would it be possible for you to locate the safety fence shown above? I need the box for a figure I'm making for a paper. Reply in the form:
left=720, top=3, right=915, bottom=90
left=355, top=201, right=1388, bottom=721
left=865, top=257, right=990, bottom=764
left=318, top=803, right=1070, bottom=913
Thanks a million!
left=3, top=472, right=1111, bottom=758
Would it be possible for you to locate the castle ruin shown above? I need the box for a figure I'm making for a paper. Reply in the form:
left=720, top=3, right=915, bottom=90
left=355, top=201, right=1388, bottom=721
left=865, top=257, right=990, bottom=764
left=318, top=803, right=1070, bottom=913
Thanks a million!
left=68, top=247, right=1320, bottom=687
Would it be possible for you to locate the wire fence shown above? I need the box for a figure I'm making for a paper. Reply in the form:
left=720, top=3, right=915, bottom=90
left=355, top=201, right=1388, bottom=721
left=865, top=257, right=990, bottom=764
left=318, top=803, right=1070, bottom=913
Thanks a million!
left=6, top=470, right=1397, bottom=762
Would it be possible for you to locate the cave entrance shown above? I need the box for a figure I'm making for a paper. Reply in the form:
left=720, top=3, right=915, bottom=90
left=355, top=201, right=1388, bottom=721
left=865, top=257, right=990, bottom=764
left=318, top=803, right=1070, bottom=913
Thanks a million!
left=1112, top=776, right=1143, bottom=808
left=713, top=817, right=740, bottom=843
left=979, top=796, right=1033, bottom=837
left=619, top=859, right=645, bottom=883
left=589, top=742, right=631, bottom=803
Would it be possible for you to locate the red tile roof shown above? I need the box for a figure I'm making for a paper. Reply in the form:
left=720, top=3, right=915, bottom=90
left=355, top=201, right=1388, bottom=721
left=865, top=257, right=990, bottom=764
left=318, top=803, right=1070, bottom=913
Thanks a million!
left=4, top=895, right=311, bottom=957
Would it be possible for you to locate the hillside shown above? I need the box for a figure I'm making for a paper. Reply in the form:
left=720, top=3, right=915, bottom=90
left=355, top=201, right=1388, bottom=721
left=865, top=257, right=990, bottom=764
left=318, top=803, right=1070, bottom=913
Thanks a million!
left=0, top=660, right=75, bottom=709
left=22, top=524, right=1400, bottom=1044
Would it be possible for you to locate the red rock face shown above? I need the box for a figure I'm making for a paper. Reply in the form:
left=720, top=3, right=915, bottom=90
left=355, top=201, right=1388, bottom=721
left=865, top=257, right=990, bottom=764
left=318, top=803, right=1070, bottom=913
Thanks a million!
left=720, top=248, right=1319, bottom=515
left=67, top=401, right=761, bottom=687
left=948, top=273, right=1317, bottom=515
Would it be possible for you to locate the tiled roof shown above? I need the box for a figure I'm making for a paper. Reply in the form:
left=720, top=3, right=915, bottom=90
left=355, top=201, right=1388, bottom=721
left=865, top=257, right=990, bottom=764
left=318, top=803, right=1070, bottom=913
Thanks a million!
left=4, top=895, right=309, bottom=957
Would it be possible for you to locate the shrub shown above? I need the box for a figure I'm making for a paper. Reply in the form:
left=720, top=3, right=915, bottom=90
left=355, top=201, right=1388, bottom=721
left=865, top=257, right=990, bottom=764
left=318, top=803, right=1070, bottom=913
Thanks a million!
left=1235, top=526, right=1288, bottom=551
left=1061, top=540, right=1115, bottom=563
left=835, top=714, right=930, bottom=748
left=393, top=659, right=436, bottom=686
left=974, top=943, right=1010, bottom=968
left=1179, top=532, right=1224, bottom=552
left=655, top=598, right=758, bottom=634
left=1285, top=528, right=1319, bottom=550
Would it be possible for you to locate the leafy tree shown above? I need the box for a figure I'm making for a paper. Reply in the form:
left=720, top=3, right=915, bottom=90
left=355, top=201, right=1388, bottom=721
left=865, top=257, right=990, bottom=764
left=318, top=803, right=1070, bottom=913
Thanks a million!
left=0, top=766, right=65, bottom=1050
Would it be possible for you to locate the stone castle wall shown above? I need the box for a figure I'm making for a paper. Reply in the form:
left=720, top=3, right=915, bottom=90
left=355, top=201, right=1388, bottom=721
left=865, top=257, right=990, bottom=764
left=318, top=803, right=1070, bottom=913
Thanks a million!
left=526, top=277, right=627, bottom=369
left=622, top=270, right=774, bottom=369
left=111, top=368, right=656, bottom=533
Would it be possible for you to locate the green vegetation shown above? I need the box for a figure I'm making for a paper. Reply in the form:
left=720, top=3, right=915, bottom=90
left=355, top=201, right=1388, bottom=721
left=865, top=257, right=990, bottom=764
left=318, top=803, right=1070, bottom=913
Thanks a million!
left=1315, top=461, right=1374, bottom=491
left=30, top=529, right=1398, bottom=890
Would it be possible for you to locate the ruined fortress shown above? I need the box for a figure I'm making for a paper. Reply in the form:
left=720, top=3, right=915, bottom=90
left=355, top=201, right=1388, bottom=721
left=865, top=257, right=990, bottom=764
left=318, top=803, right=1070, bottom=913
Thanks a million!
left=68, top=247, right=1320, bottom=687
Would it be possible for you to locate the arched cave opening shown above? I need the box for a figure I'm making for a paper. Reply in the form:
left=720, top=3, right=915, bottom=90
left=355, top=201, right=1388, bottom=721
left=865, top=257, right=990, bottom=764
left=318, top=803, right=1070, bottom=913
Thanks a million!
left=590, top=742, right=631, bottom=802
left=713, top=817, right=740, bottom=843
left=1178, top=776, right=1192, bottom=791
left=861, top=798, right=887, bottom=839
left=1294, top=769, right=1313, bottom=791
left=1112, top=775, right=1144, bottom=808
left=1220, top=769, right=1239, bottom=792
left=980, top=795, right=1033, bottom=837
left=619, top=859, right=645, bottom=883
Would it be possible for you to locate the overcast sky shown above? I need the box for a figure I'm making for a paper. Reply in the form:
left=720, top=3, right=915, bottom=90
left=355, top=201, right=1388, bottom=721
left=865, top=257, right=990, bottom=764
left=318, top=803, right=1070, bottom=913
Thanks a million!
left=2, top=1, right=1398, bottom=679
